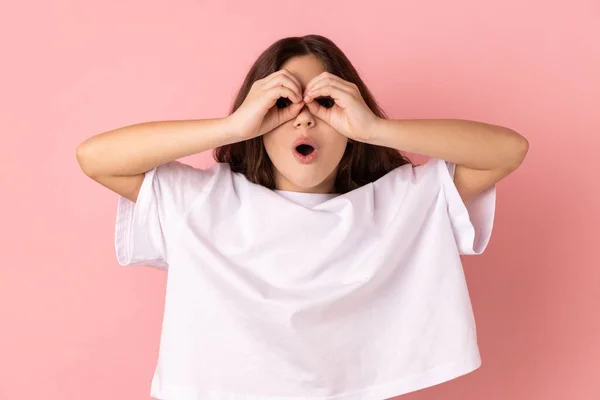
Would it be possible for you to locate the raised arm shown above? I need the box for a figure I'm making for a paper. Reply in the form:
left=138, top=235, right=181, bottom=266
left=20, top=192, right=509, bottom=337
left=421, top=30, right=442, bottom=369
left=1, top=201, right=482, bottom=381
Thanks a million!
left=75, top=118, right=240, bottom=202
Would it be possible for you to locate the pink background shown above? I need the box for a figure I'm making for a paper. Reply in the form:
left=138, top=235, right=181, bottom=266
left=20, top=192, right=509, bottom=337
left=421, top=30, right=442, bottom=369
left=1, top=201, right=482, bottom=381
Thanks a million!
left=2, top=1, right=599, bottom=399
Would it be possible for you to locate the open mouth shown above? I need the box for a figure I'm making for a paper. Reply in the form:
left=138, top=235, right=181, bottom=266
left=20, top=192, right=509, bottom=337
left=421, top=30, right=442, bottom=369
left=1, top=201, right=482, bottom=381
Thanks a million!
left=295, top=144, right=315, bottom=156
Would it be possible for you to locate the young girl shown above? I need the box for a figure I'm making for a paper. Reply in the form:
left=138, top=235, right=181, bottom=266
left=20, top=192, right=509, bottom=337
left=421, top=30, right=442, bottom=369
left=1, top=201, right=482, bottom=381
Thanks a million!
left=77, top=34, right=528, bottom=400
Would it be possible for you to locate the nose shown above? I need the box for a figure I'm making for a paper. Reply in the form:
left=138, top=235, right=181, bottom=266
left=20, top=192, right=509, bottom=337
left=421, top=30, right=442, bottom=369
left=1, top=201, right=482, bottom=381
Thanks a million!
left=293, top=105, right=316, bottom=128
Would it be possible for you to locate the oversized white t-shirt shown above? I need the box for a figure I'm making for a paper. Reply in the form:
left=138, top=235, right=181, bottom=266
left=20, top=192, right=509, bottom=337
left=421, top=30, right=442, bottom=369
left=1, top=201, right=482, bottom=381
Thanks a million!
left=114, top=157, right=496, bottom=400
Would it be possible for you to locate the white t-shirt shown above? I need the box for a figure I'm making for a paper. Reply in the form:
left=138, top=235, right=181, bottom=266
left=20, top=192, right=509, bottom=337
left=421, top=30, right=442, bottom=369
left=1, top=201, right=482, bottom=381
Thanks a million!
left=114, top=157, right=496, bottom=400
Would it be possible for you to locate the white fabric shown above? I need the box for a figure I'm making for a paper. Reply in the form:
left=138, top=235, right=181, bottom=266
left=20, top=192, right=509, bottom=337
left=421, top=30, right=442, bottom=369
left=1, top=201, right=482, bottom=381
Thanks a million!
left=114, top=157, right=496, bottom=400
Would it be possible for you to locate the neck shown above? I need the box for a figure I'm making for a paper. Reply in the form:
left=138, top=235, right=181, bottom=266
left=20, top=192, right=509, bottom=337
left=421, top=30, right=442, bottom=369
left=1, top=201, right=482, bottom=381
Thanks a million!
left=274, top=168, right=337, bottom=194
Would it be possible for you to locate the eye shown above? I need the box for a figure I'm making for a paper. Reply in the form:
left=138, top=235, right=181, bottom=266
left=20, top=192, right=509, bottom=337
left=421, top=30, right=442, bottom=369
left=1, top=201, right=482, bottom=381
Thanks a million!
left=275, top=97, right=293, bottom=109
left=315, top=96, right=335, bottom=108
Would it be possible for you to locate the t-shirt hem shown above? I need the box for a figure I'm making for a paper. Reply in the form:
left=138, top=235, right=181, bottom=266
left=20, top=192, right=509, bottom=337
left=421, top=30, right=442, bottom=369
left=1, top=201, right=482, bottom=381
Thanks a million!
left=149, top=354, right=481, bottom=400
left=436, top=159, right=496, bottom=255
left=114, top=167, right=169, bottom=269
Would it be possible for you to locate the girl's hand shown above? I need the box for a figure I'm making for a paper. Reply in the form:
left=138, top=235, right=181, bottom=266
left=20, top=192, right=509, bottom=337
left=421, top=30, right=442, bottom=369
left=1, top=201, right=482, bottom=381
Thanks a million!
left=303, top=72, right=382, bottom=143
left=229, top=69, right=306, bottom=140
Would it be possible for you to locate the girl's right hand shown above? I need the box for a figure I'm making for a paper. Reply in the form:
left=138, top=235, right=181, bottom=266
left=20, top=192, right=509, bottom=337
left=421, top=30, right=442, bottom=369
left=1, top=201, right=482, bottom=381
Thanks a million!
left=228, top=69, right=306, bottom=140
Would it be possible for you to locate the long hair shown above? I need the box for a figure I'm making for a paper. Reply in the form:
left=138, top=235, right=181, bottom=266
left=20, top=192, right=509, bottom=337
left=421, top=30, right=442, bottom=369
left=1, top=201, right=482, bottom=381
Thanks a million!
left=214, top=34, right=412, bottom=194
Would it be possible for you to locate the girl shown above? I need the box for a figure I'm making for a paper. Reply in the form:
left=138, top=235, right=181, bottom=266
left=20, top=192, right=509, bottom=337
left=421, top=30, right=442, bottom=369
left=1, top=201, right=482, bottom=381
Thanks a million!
left=77, top=34, right=528, bottom=400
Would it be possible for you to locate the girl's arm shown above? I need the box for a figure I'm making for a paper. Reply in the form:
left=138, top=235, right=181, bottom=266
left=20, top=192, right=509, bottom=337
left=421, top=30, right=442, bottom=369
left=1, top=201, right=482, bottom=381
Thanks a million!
left=369, top=118, right=529, bottom=203
left=76, top=118, right=239, bottom=202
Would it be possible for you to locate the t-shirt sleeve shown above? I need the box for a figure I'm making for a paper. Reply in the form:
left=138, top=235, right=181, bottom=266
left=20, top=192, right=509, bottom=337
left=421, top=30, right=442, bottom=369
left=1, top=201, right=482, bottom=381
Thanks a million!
left=114, top=161, right=220, bottom=269
left=435, top=158, right=497, bottom=255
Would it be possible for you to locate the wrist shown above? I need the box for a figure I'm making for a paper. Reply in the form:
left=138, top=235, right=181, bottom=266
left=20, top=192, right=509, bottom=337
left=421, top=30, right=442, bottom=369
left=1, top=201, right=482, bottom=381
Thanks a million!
left=368, top=116, right=387, bottom=145
left=222, top=114, right=244, bottom=142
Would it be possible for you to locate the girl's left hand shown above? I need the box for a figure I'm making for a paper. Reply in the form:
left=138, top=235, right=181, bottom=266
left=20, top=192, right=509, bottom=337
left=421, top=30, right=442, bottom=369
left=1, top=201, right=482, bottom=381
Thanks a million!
left=303, top=72, right=382, bottom=143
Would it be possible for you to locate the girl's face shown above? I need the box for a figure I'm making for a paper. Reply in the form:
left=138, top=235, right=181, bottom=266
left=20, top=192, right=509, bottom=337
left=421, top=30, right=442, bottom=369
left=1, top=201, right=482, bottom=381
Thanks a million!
left=262, top=55, right=349, bottom=194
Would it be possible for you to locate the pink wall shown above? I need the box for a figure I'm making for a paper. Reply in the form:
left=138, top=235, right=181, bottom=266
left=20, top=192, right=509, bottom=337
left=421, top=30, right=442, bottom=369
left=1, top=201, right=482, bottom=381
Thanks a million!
left=2, top=1, right=599, bottom=399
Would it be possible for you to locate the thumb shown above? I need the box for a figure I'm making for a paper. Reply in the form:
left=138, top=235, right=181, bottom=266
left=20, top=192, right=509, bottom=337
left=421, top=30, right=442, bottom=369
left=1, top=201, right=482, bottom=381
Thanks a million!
left=282, top=101, right=305, bottom=121
left=305, top=100, right=324, bottom=119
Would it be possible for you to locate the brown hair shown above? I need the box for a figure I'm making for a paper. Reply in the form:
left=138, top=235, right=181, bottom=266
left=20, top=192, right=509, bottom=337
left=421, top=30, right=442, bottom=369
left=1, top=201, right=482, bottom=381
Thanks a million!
left=213, top=34, right=412, bottom=194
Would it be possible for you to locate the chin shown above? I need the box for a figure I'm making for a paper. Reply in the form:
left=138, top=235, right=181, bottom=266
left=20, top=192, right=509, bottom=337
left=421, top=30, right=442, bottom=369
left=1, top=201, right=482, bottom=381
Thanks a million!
left=274, top=162, right=338, bottom=192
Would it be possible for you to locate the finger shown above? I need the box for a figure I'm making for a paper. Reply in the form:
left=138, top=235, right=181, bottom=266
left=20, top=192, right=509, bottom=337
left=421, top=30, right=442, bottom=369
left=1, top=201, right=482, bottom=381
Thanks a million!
left=265, top=69, right=303, bottom=95
left=305, top=72, right=352, bottom=94
left=306, top=80, right=353, bottom=100
left=268, top=84, right=302, bottom=105
left=274, top=76, right=303, bottom=102
left=304, top=99, right=327, bottom=120
left=304, top=71, right=330, bottom=94
left=278, top=69, right=304, bottom=96
left=261, top=68, right=291, bottom=84
left=256, top=69, right=286, bottom=88
left=308, top=77, right=356, bottom=95
left=264, top=72, right=303, bottom=101
left=281, top=101, right=305, bottom=121
left=265, top=68, right=301, bottom=87
left=305, top=85, right=352, bottom=109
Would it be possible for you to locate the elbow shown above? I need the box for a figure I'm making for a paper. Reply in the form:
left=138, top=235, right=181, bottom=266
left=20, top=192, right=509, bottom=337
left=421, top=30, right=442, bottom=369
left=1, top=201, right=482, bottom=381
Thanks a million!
left=76, top=142, right=99, bottom=178
left=508, top=131, right=529, bottom=170
left=516, top=134, right=529, bottom=165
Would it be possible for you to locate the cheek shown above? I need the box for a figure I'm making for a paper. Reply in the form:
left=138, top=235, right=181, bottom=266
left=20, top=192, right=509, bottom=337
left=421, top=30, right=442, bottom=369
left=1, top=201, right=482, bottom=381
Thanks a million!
left=328, top=134, right=349, bottom=154
left=263, top=123, right=294, bottom=144
left=333, top=139, right=350, bottom=161
left=262, top=131, right=286, bottom=157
